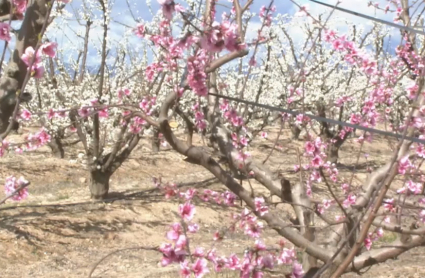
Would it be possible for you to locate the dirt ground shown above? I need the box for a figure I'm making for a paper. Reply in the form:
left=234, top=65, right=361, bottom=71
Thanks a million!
left=0, top=127, right=424, bottom=278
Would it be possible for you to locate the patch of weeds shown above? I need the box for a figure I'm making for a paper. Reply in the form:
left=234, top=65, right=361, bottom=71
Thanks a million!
left=375, top=231, right=397, bottom=246
left=56, top=194, right=70, bottom=201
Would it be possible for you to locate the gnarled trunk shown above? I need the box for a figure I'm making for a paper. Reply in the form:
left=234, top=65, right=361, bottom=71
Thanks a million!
left=327, top=143, right=340, bottom=164
left=48, top=137, right=65, bottom=158
left=89, top=170, right=111, bottom=200
left=151, top=128, right=160, bottom=153
left=326, top=136, right=347, bottom=164
left=291, top=125, right=301, bottom=140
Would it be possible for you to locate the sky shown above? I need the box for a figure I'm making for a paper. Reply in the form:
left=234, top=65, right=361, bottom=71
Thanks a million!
left=9, top=0, right=418, bottom=69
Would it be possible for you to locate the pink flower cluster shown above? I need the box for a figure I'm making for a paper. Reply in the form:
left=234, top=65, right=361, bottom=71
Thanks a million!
left=192, top=103, right=206, bottom=131
left=294, top=114, right=310, bottom=127
left=304, top=137, right=327, bottom=169
left=117, top=88, right=131, bottom=99
left=200, top=21, right=246, bottom=53
left=157, top=0, right=184, bottom=20
left=46, top=108, right=67, bottom=120
left=187, top=50, right=209, bottom=97
left=13, top=0, right=27, bottom=19
left=23, top=128, right=51, bottom=151
left=364, top=228, right=384, bottom=250
left=4, top=176, right=29, bottom=201
left=154, top=177, right=237, bottom=206
left=259, top=5, right=276, bottom=27
left=397, top=179, right=423, bottom=195
left=0, top=140, right=9, bottom=157
left=156, top=177, right=304, bottom=278
left=0, top=22, right=11, bottom=41
left=222, top=104, right=244, bottom=127
left=21, top=42, right=57, bottom=79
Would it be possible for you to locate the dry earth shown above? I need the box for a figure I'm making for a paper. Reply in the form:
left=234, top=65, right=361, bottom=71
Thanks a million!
left=0, top=126, right=424, bottom=278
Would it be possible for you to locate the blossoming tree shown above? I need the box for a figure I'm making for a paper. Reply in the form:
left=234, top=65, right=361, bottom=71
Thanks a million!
left=129, top=0, right=425, bottom=277
left=2, top=0, right=425, bottom=277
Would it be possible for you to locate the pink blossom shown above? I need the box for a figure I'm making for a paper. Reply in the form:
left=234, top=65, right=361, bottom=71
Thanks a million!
left=398, top=156, right=412, bottom=174
left=158, top=0, right=184, bottom=20
left=166, top=223, right=182, bottom=241
left=192, top=258, right=209, bottom=278
left=4, top=176, right=29, bottom=201
left=21, top=46, right=42, bottom=66
left=13, top=0, right=27, bottom=15
left=134, top=24, right=145, bottom=37
left=249, top=56, right=257, bottom=66
left=188, top=223, right=199, bottom=233
left=129, top=124, right=141, bottom=134
left=183, top=188, right=197, bottom=200
left=25, top=128, right=51, bottom=151
left=20, top=109, right=32, bottom=120
left=364, top=235, right=372, bottom=250
left=175, top=234, right=187, bottom=253
left=341, top=183, right=349, bottom=193
left=343, top=194, right=357, bottom=208
left=254, top=239, right=266, bottom=251
left=213, top=231, right=223, bottom=241
left=277, top=248, right=294, bottom=264
left=0, top=22, right=11, bottom=41
left=98, top=107, right=109, bottom=118
left=406, top=180, right=422, bottom=195
left=254, top=197, right=269, bottom=216
left=317, top=199, right=332, bottom=214
left=295, top=4, right=309, bottom=16
left=292, top=261, right=304, bottom=278
left=187, top=50, right=208, bottom=96
left=193, top=247, right=204, bottom=257
left=311, top=155, right=323, bottom=168
left=383, top=198, right=395, bottom=212
left=180, top=260, right=191, bottom=278
left=304, top=141, right=316, bottom=154
left=40, top=42, right=57, bottom=58
left=179, top=202, right=196, bottom=221
left=244, top=221, right=263, bottom=238
left=226, top=254, right=240, bottom=270
left=159, top=243, right=186, bottom=266
left=46, top=109, right=56, bottom=119
left=30, top=63, right=45, bottom=78
left=310, top=170, right=322, bottom=182
left=78, top=106, right=90, bottom=118
left=419, top=210, right=425, bottom=223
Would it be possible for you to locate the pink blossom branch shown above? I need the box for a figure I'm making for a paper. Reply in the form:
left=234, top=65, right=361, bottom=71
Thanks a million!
left=0, top=180, right=30, bottom=205
left=0, top=0, right=54, bottom=138
left=351, top=235, right=425, bottom=271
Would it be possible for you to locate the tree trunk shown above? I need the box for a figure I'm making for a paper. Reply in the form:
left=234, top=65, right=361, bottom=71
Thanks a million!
left=89, top=170, right=111, bottom=200
left=327, top=136, right=346, bottom=164
left=291, top=125, right=301, bottom=140
left=151, top=128, right=160, bottom=153
left=327, top=143, right=340, bottom=164
left=48, top=137, right=65, bottom=158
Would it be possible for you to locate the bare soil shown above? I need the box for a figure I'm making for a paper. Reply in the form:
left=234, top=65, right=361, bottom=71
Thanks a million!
left=0, top=127, right=424, bottom=278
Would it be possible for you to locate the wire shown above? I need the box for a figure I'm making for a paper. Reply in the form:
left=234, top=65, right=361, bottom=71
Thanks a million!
left=208, top=92, right=425, bottom=145
left=308, top=0, right=425, bottom=36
